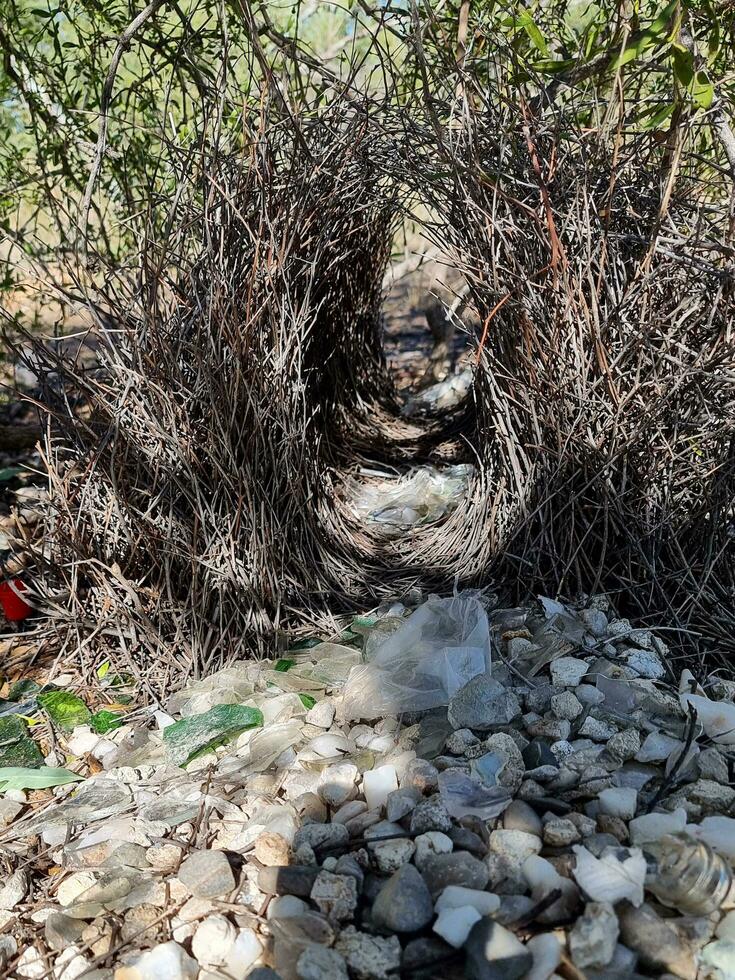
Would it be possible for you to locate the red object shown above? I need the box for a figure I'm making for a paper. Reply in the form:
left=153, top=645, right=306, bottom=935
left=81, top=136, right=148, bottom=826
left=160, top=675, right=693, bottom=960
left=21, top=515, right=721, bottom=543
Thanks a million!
left=0, top=579, right=32, bottom=622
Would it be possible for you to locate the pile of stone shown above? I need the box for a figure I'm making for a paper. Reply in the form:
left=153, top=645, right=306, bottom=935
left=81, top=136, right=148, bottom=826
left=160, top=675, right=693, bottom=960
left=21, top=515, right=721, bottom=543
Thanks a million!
left=2, top=593, right=735, bottom=979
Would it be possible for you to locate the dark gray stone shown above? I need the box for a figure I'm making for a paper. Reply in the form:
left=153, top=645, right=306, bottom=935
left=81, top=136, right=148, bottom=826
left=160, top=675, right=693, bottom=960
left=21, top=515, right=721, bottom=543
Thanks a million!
left=465, top=918, right=533, bottom=980
left=448, top=675, right=521, bottom=732
left=522, top=738, right=557, bottom=769
left=420, top=850, right=490, bottom=898
left=257, top=865, right=321, bottom=897
left=371, top=864, right=433, bottom=933
left=410, top=797, right=453, bottom=835
left=447, top=826, right=486, bottom=856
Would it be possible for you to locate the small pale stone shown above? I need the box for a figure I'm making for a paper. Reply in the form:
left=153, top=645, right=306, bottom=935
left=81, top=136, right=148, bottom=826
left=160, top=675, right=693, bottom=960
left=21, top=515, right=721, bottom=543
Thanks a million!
left=310, top=871, right=358, bottom=921
left=15, top=947, right=47, bottom=979
left=335, top=926, right=401, bottom=980
left=333, top=800, right=367, bottom=824
left=0, top=799, right=22, bottom=827
left=489, top=829, right=542, bottom=860
left=267, top=895, right=309, bottom=920
left=503, top=800, right=543, bottom=837
left=543, top=818, right=580, bottom=847
left=57, top=872, right=97, bottom=908
left=114, top=941, right=198, bottom=980
left=45, top=913, right=85, bottom=951
left=598, top=787, right=638, bottom=821
left=191, top=915, right=237, bottom=967
left=550, top=691, right=583, bottom=721
left=626, top=649, right=665, bottom=679
left=0, top=868, right=28, bottom=909
left=569, top=901, right=619, bottom=969
left=318, top=764, right=359, bottom=808
left=635, top=731, right=683, bottom=763
left=433, top=905, right=482, bottom=948
left=413, top=831, right=453, bottom=871
left=550, top=657, right=589, bottom=687
left=145, top=843, right=182, bottom=874
left=578, top=716, right=618, bottom=740
left=297, top=944, right=349, bottom=980
left=371, top=836, right=416, bottom=873
left=221, top=929, right=263, bottom=977
left=435, top=886, right=501, bottom=916
left=177, top=850, right=236, bottom=899
left=525, top=933, right=562, bottom=980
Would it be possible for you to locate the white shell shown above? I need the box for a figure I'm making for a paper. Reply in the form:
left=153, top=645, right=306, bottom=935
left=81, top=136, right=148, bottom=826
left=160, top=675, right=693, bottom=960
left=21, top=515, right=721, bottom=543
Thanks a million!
left=572, top=844, right=646, bottom=907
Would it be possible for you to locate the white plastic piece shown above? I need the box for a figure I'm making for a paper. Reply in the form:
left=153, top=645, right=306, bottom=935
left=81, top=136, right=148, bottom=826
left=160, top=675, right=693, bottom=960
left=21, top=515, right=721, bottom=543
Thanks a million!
left=572, top=845, right=646, bottom=907
left=342, top=593, right=491, bottom=720
left=362, top=766, right=398, bottom=812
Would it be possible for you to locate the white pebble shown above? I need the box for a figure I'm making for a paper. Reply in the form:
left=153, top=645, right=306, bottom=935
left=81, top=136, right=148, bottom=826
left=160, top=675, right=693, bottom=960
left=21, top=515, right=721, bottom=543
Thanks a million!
left=191, top=915, right=237, bottom=967
left=362, top=765, right=398, bottom=812
left=526, top=932, right=562, bottom=980
left=629, top=808, right=687, bottom=846
left=435, top=886, right=500, bottom=916
left=598, top=787, right=637, bottom=821
left=432, top=906, right=482, bottom=948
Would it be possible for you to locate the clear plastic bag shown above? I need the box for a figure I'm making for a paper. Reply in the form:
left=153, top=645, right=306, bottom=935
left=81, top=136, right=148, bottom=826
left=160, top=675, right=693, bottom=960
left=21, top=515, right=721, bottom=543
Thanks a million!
left=349, top=464, right=475, bottom=537
left=402, top=368, right=473, bottom=416
left=342, top=593, right=491, bottom=720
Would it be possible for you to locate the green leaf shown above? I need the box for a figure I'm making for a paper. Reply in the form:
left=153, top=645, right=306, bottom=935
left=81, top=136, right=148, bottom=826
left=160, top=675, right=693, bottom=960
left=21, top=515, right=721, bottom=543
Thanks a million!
left=0, top=467, right=22, bottom=483
left=163, top=704, right=263, bottom=767
left=691, top=71, right=714, bottom=108
left=0, top=766, right=83, bottom=790
left=531, top=57, right=577, bottom=74
left=90, top=710, right=124, bottom=735
left=299, top=694, right=316, bottom=710
left=96, top=661, right=111, bottom=681
left=517, top=12, right=550, bottom=57
left=609, top=0, right=679, bottom=70
left=671, top=45, right=694, bottom=87
left=0, top=715, right=43, bottom=768
left=637, top=102, right=675, bottom=129
left=274, top=658, right=296, bottom=672
left=37, top=691, right=91, bottom=732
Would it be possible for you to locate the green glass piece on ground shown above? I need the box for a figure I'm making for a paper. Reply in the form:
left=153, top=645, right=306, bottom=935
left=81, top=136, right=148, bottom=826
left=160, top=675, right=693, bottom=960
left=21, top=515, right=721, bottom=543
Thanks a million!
left=163, top=703, right=264, bottom=767
left=90, top=710, right=124, bottom=735
left=299, top=694, right=316, bottom=710
left=290, top=638, right=321, bottom=651
left=0, top=715, right=44, bottom=768
left=274, top=659, right=296, bottom=672
left=0, top=766, right=83, bottom=790
left=37, top=691, right=92, bottom=732
left=8, top=679, right=43, bottom=702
